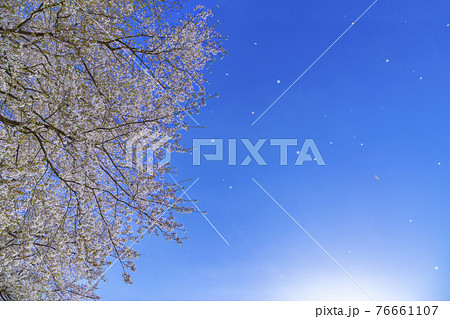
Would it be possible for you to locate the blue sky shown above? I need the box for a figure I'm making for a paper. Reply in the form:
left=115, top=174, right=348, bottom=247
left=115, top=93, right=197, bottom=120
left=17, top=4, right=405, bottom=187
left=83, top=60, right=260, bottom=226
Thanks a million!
left=99, top=0, right=450, bottom=300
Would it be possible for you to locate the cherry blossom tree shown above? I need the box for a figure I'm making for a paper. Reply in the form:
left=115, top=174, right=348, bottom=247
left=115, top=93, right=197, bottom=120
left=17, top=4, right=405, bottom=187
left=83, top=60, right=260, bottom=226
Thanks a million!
left=0, top=0, right=223, bottom=300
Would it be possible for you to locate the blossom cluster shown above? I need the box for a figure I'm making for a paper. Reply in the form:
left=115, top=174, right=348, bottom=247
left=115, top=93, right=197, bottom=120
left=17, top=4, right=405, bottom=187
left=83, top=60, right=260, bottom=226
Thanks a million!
left=0, top=0, right=223, bottom=300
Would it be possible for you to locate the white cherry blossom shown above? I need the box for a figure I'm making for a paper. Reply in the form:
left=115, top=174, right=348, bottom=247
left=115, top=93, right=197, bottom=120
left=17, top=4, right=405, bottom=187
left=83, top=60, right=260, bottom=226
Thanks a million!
left=0, top=0, right=223, bottom=300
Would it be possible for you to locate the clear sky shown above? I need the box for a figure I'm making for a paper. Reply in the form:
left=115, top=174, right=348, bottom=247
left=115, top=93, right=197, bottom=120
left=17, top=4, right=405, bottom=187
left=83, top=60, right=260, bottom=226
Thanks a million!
left=98, top=0, right=450, bottom=300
